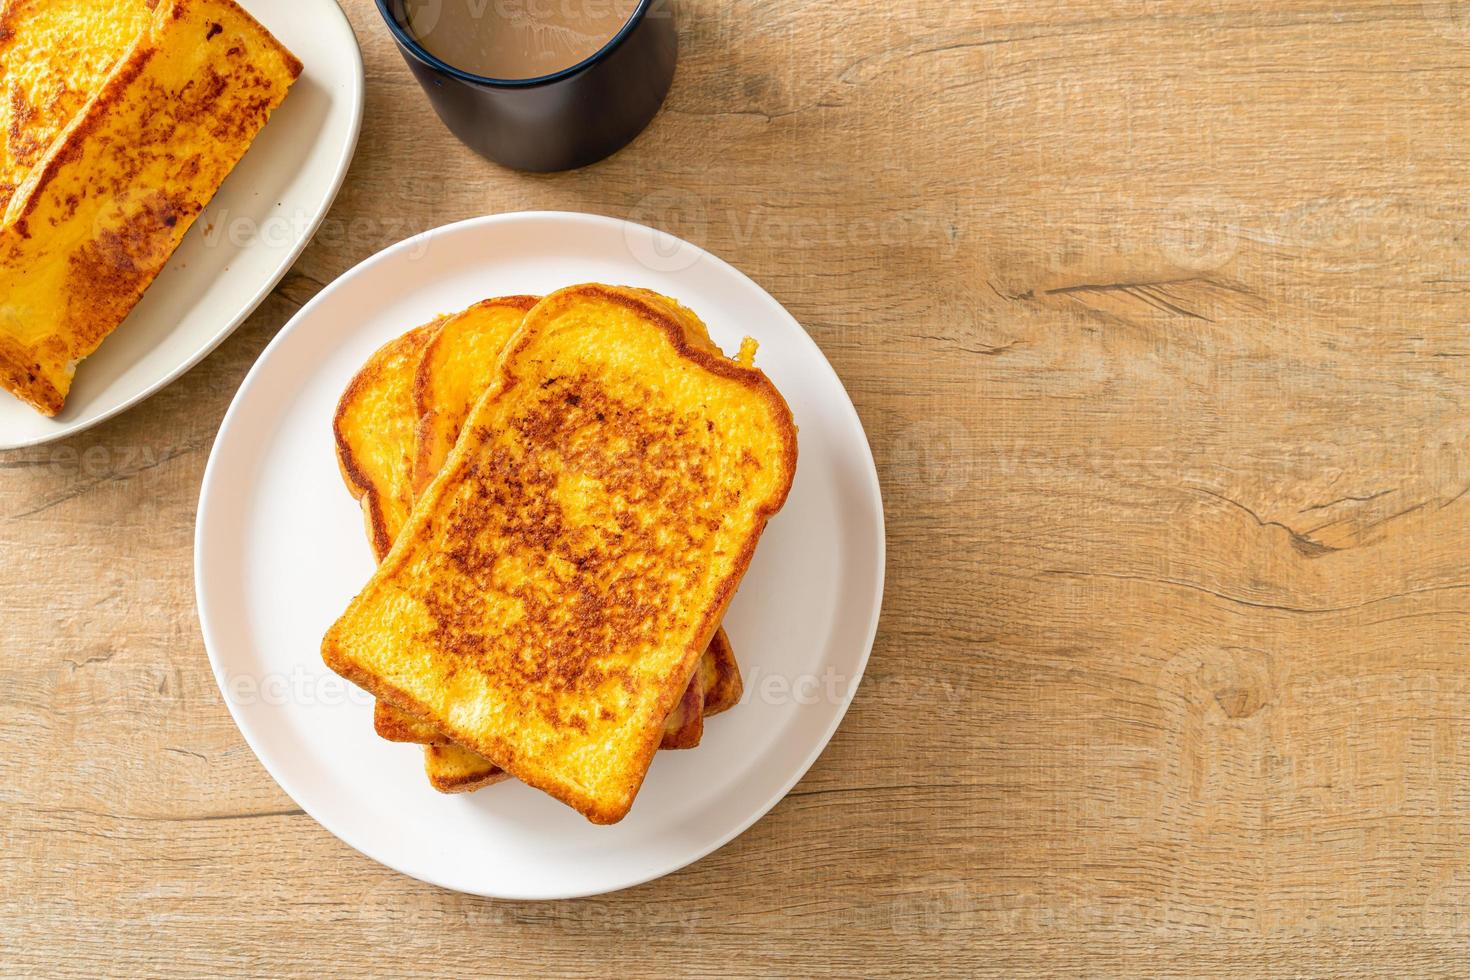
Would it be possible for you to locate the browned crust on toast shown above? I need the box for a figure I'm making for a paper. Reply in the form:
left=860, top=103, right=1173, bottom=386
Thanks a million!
left=323, top=284, right=797, bottom=823
left=0, top=334, right=63, bottom=415
left=373, top=698, right=448, bottom=745
left=411, top=294, right=541, bottom=419
left=702, top=626, right=744, bottom=714
left=654, top=653, right=705, bottom=750
left=423, top=745, right=513, bottom=793
left=6, top=0, right=301, bottom=235
left=409, top=295, right=539, bottom=497
left=332, top=320, right=444, bottom=561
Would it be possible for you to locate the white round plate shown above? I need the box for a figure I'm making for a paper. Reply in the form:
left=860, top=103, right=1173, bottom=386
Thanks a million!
left=0, top=0, right=363, bottom=450
left=194, top=212, right=885, bottom=899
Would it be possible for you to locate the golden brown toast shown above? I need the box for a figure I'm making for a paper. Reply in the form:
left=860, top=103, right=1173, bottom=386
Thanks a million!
left=408, top=621, right=745, bottom=791
left=403, top=291, right=749, bottom=790
left=323, top=284, right=797, bottom=823
left=0, top=0, right=156, bottom=213
left=401, top=292, right=736, bottom=746
left=0, top=0, right=301, bottom=415
left=334, top=297, right=717, bottom=755
left=699, top=628, right=745, bottom=714
left=409, top=291, right=732, bottom=493
left=338, top=295, right=744, bottom=790
left=335, top=296, right=745, bottom=790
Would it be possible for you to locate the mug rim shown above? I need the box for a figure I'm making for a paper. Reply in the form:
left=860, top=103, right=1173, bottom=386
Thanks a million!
left=373, top=0, right=656, bottom=89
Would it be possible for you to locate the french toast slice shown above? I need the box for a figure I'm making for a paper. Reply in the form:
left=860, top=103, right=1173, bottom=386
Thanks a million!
left=399, top=287, right=740, bottom=775
left=337, top=296, right=744, bottom=790
left=0, top=0, right=301, bottom=415
left=0, top=0, right=155, bottom=213
left=404, top=291, right=749, bottom=789
left=323, top=284, right=797, bottom=823
left=345, top=298, right=717, bottom=753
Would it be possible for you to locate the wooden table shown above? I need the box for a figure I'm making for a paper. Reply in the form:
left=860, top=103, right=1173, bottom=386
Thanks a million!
left=5, top=1, right=1470, bottom=975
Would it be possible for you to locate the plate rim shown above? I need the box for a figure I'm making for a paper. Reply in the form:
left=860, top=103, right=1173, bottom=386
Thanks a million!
left=0, top=0, right=365, bottom=451
left=194, top=210, right=887, bottom=899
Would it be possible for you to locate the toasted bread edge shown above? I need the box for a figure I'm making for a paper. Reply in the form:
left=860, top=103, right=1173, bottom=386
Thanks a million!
left=0, top=335, right=64, bottom=415
left=331, top=321, right=443, bottom=561
left=409, top=294, right=540, bottom=497
left=424, top=745, right=510, bottom=793
left=374, top=699, right=449, bottom=745
left=658, top=662, right=706, bottom=750
left=703, top=627, right=744, bottom=715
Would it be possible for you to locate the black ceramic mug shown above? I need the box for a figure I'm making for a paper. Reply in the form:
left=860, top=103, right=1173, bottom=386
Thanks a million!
left=375, top=0, right=677, bottom=173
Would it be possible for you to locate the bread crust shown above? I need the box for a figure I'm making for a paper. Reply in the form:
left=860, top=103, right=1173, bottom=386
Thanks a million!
left=701, top=626, right=744, bottom=714
left=373, top=698, right=449, bottom=745
left=423, top=744, right=512, bottom=793
left=0, top=334, right=63, bottom=415
left=409, top=295, right=540, bottom=497
left=332, top=320, right=443, bottom=560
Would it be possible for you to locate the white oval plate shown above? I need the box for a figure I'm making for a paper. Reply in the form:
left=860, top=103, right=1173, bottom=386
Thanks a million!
left=194, top=212, right=885, bottom=899
left=0, top=0, right=363, bottom=449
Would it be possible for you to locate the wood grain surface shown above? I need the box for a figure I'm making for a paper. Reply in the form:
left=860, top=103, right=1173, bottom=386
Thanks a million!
left=4, top=0, right=1470, bottom=975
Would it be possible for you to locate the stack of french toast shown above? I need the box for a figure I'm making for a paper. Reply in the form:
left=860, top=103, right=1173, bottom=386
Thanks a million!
left=324, top=284, right=797, bottom=824
left=0, top=0, right=300, bottom=415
